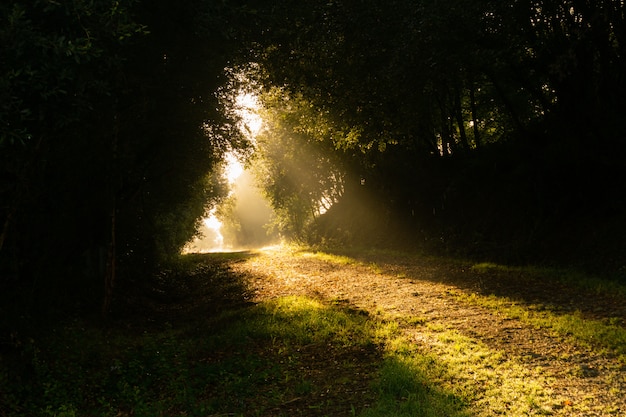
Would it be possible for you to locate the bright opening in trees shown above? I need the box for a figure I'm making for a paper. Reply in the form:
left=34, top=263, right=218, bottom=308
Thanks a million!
left=184, top=80, right=276, bottom=253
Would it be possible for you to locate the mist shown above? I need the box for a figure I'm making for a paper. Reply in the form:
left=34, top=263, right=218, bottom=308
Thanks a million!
left=184, top=166, right=277, bottom=253
left=221, top=168, right=277, bottom=249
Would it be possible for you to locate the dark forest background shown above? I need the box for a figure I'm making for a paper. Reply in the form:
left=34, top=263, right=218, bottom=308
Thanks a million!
left=2, top=0, right=626, bottom=324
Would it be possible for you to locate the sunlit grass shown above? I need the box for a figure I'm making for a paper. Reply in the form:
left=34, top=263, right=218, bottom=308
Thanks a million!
left=1, top=296, right=376, bottom=416
left=299, top=250, right=358, bottom=265
left=0, top=295, right=473, bottom=416
left=306, top=248, right=626, bottom=358
left=237, top=295, right=374, bottom=347
left=426, top=329, right=560, bottom=415
left=5, top=248, right=624, bottom=417
left=4, top=292, right=608, bottom=417
left=320, top=246, right=626, bottom=299
left=362, top=354, right=470, bottom=417
left=366, top=308, right=570, bottom=417
left=299, top=250, right=387, bottom=274
left=454, top=291, right=626, bottom=359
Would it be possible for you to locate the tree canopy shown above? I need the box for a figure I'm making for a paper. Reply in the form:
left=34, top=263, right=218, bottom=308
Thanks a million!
left=247, top=0, right=626, bottom=268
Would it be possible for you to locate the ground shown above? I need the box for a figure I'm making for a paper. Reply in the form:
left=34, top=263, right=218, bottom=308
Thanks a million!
left=229, top=246, right=626, bottom=416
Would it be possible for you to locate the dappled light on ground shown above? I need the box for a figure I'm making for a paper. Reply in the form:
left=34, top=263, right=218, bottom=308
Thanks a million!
left=230, top=245, right=626, bottom=416
left=5, top=247, right=625, bottom=416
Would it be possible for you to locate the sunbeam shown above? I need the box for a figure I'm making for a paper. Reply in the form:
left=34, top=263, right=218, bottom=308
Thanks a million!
left=184, top=87, right=276, bottom=254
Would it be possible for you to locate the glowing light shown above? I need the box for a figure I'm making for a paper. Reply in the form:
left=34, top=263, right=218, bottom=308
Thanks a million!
left=203, top=210, right=224, bottom=248
left=224, top=153, right=244, bottom=184
left=236, top=92, right=262, bottom=139
left=181, top=208, right=224, bottom=253
left=183, top=88, right=271, bottom=254
left=203, top=214, right=222, bottom=230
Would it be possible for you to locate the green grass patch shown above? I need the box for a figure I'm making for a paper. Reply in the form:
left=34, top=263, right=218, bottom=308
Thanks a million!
left=365, top=320, right=565, bottom=417
left=363, top=355, right=470, bottom=417
left=299, top=250, right=386, bottom=275
left=6, top=249, right=620, bottom=416
left=0, top=295, right=471, bottom=417
left=456, top=291, right=626, bottom=358
left=299, top=250, right=361, bottom=266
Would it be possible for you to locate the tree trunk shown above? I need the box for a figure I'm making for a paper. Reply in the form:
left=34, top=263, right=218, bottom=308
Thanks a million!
left=102, top=113, right=119, bottom=317
left=102, top=208, right=116, bottom=316
left=0, top=207, right=15, bottom=253
left=469, top=81, right=480, bottom=149
left=454, top=84, right=470, bottom=152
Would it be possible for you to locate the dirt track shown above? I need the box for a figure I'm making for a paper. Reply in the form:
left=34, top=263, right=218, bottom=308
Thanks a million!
left=231, top=247, right=626, bottom=416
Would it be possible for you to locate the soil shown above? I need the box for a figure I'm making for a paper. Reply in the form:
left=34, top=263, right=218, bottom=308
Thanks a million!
left=230, top=246, right=626, bottom=416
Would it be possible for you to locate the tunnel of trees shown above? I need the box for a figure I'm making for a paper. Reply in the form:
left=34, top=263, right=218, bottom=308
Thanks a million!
left=2, top=0, right=626, bottom=322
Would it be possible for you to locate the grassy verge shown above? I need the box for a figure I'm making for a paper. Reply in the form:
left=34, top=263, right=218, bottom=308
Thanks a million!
left=311, top=245, right=626, bottom=298
left=0, top=296, right=471, bottom=417
left=380, top=324, right=563, bottom=416
left=453, top=290, right=626, bottom=359
left=470, top=262, right=626, bottom=298
left=303, top=248, right=626, bottom=358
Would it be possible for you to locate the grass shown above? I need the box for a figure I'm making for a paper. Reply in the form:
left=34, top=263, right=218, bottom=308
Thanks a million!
left=300, top=250, right=358, bottom=266
left=289, top=247, right=626, bottom=412
left=299, top=250, right=384, bottom=274
left=471, top=262, right=626, bottom=298
left=318, top=245, right=626, bottom=299
left=0, top=283, right=469, bottom=416
left=307, top=248, right=626, bottom=358
left=454, top=291, right=626, bottom=359
left=3, top=249, right=625, bottom=416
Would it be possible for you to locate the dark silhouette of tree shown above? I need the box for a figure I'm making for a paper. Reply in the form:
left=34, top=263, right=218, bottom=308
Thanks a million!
left=0, top=0, right=254, bottom=319
left=249, top=0, right=626, bottom=269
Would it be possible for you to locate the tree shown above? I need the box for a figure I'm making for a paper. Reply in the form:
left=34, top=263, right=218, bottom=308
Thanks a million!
left=0, top=0, right=256, bottom=318
left=246, top=0, right=626, bottom=264
left=0, top=0, right=149, bottom=316
left=252, top=88, right=346, bottom=239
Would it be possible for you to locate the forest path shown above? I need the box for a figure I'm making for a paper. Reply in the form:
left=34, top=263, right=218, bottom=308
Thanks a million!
left=230, top=246, right=626, bottom=417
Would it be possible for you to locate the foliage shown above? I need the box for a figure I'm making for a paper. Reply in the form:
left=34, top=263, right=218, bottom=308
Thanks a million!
left=248, top=0, right=626, bottom=268
left=3, top=0, right=626, bottom=335
left=252, top=87, right=346, bottom=239
left=0, top=0, right=149, bottom=316
left=0, top=0, right=255, bottom=320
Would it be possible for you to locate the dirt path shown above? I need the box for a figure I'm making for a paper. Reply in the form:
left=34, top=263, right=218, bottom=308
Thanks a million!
left=231, top=247, right=626, bottom=416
